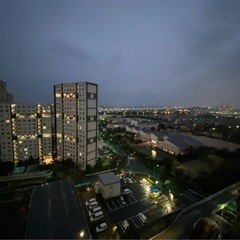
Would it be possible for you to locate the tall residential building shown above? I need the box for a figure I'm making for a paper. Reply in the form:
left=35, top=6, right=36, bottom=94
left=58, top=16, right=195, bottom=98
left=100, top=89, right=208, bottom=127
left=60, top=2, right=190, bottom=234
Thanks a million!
left=0, top=80, right=13, bottom=103
left=54, top=82, right=98, bottom=170
left=0, top=103, right=53, bottom=164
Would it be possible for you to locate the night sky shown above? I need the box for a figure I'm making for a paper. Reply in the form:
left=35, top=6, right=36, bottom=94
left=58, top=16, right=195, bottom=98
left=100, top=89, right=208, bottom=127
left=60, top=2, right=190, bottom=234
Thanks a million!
left=1, top=0, right=240, bottom=107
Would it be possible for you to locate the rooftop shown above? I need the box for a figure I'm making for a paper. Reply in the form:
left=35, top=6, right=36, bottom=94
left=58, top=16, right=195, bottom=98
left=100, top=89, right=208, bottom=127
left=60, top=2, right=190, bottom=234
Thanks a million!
left=26, top=180, right=91, bottom=239
left=99, top=172, right=120, bottom=185
left=167, top=133, right=203, bottom=148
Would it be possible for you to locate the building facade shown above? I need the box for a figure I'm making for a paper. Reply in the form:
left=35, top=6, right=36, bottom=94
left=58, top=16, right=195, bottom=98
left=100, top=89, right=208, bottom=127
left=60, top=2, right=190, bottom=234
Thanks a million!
left=98, top=172, right=120, bottom=199
left=54, top=82, right=98, bottom=170
left=0, top=80, right=13, bottom=103
left=0, top=103, right=54, bottom=164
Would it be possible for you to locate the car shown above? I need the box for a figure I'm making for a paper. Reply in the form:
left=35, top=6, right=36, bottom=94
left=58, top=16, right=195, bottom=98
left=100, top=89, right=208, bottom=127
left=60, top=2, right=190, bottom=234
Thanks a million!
left=122, top=220, right=130, bottom=230
left=120, top=196, right=126, bottom=205
left=126, top=177, right=133, bottom=183
left=85, top=198, right=96, bottom=207
left=138, top=213, right=148, bottom=223
left=95, top=222, right=107, bottom=233
left=88, top=206, right=102, bottom=217
left=123, top=178, right=128, bottom=184
left=140, top=178, right=147, bottom=184
left=90, top=211, right=104, bottom=222
left=88, top=200, right=98, bottom=210
left=123, top=188, right=132, bottom=195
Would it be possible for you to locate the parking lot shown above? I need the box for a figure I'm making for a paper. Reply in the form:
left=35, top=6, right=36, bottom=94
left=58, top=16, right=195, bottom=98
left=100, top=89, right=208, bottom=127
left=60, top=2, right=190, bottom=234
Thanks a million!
left=80, top=174, right=179, bottom=239
left=106, top=194, right=137, bottom=212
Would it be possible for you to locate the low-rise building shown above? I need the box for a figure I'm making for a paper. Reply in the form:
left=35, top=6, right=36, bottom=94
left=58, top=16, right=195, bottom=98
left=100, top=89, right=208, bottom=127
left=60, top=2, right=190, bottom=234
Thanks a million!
left=128, top=126, right=203, bottom=155
left=139, top=128, right=152, bottom=141
left=157, top=133, right=203, bottom=155
left=98, top=172, right=120, bottom=199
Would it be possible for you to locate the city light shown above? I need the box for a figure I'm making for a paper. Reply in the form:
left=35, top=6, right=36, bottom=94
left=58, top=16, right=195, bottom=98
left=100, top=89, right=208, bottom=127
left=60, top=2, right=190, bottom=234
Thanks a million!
left=79, top=230, right=85, bottom=238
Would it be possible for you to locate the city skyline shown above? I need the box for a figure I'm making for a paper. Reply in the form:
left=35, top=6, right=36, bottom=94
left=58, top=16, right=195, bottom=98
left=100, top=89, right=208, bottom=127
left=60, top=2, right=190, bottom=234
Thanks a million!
left=1, top=0, right=240, bottom=107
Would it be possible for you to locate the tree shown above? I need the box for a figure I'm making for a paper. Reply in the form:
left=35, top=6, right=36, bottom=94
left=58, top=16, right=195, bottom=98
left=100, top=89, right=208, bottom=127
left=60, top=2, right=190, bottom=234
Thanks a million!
left=62, top=158, right=75, bottom=168
left=0, top=161, right=14, bottom=176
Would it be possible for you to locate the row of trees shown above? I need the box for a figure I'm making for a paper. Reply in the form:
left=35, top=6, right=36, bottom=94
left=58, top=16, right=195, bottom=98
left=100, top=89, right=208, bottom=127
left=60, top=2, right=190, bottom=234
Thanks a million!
left=192, top=124, right=240, bottom=144
left=167, top=146, right=240, bottom=194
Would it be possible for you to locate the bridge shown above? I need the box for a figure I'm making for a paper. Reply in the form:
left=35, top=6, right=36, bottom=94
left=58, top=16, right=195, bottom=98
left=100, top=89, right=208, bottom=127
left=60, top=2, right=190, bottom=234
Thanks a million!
left=150, top=182, right=240, bottom=239
left=0, top=171, right=52, bottom=186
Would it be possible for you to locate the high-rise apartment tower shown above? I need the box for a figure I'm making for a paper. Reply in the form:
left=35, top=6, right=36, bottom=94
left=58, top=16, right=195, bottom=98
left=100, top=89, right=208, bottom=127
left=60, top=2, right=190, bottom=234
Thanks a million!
left=0, top=103, right=53, bottom=164
left=0, top=80, right=13, bottom=103
left=54, top=82, right=98, bottom=170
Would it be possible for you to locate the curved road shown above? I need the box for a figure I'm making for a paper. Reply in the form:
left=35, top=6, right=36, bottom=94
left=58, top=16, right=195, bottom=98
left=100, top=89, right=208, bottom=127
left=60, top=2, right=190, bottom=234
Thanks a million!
left=151, top=189, right=238, bottom=239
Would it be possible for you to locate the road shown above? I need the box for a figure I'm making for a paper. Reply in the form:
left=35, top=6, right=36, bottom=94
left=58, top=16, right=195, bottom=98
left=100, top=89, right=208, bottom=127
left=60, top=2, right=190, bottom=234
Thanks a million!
left=26, top=180, right=91, bottom=239
left=152, top=190, right=237, bottom=239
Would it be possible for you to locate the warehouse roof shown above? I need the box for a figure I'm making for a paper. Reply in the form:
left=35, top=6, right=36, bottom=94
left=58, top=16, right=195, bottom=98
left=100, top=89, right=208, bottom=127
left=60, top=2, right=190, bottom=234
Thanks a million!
left=167, top=133, right=203, bottom=149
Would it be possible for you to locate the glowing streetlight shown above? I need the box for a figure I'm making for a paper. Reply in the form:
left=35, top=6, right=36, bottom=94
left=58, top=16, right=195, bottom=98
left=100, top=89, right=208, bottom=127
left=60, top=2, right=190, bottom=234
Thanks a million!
left=79, top=230, right=85, bottom=238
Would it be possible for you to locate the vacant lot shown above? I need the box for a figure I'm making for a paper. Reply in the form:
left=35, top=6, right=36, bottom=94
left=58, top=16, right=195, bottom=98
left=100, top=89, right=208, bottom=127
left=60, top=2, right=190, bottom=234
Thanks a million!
left=180, top=155, right=224, bottom=178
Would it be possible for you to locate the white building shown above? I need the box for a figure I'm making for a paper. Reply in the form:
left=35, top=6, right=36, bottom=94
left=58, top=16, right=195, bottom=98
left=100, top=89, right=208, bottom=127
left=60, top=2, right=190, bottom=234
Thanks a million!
left=54, top=82, right=98, bottom=170
left=151, top=132, right=203, bottom=155
left=0, top=80, right=13, bottom=103
left=126, top=125, right=141, bottom=134
left=139, top=128, right=152, bottom=141
left=125, top=124, right=203, bottom=155
left=0, top=103, right=53, bottom=164
left=98, top=172, right=120, bottom=199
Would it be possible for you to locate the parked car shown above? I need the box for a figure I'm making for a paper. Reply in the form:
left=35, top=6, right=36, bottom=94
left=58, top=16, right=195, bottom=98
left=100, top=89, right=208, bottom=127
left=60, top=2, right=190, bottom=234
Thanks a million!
left=88, top=206, right=102, bottom=217
left=120, top=196, right=126, bottom=205
left=126, top=177, right=133, bottom=183
left=88, top=201, right=98, bottom=210
left=95, top=222, right=107, bottom=233
left=90, top=211, right=104, bottom=222
left=122, top=220, right=130, bottom=230
left=123, top=188, right=132, bottom=195
left=85, top=198, right=96, bottom=207
left=123, top=178, right=128, bottom=184
left=138, top=213, right=148, bottom=223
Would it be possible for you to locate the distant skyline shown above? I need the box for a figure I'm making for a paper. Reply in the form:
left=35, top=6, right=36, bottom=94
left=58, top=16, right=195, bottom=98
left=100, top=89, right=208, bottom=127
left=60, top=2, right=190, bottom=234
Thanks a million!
left=1, top=0, right=240, bottom=107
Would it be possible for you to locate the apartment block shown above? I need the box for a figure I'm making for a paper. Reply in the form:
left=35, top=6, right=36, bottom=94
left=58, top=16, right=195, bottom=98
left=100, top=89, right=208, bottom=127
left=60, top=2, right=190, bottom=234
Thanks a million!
left=0, top=103, right=54, bottom=164
left=0, top=80, right=13, bottom=103
left=54, top=82, right=98, bottom=170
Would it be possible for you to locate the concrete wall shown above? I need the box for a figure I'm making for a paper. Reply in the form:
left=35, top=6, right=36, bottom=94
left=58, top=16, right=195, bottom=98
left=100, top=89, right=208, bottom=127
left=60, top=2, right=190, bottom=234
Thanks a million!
left=99, top=181, right=121, bottom=200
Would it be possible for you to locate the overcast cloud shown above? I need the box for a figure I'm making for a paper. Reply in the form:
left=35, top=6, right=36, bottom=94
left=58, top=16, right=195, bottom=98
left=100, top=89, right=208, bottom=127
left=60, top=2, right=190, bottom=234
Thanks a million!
left=0, top=0, right=239, bottom=107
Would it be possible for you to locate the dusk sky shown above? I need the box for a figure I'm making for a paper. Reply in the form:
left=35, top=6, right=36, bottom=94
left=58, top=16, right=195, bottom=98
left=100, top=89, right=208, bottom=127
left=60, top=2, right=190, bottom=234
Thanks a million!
left=0, top=0, right=240, bottom=107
